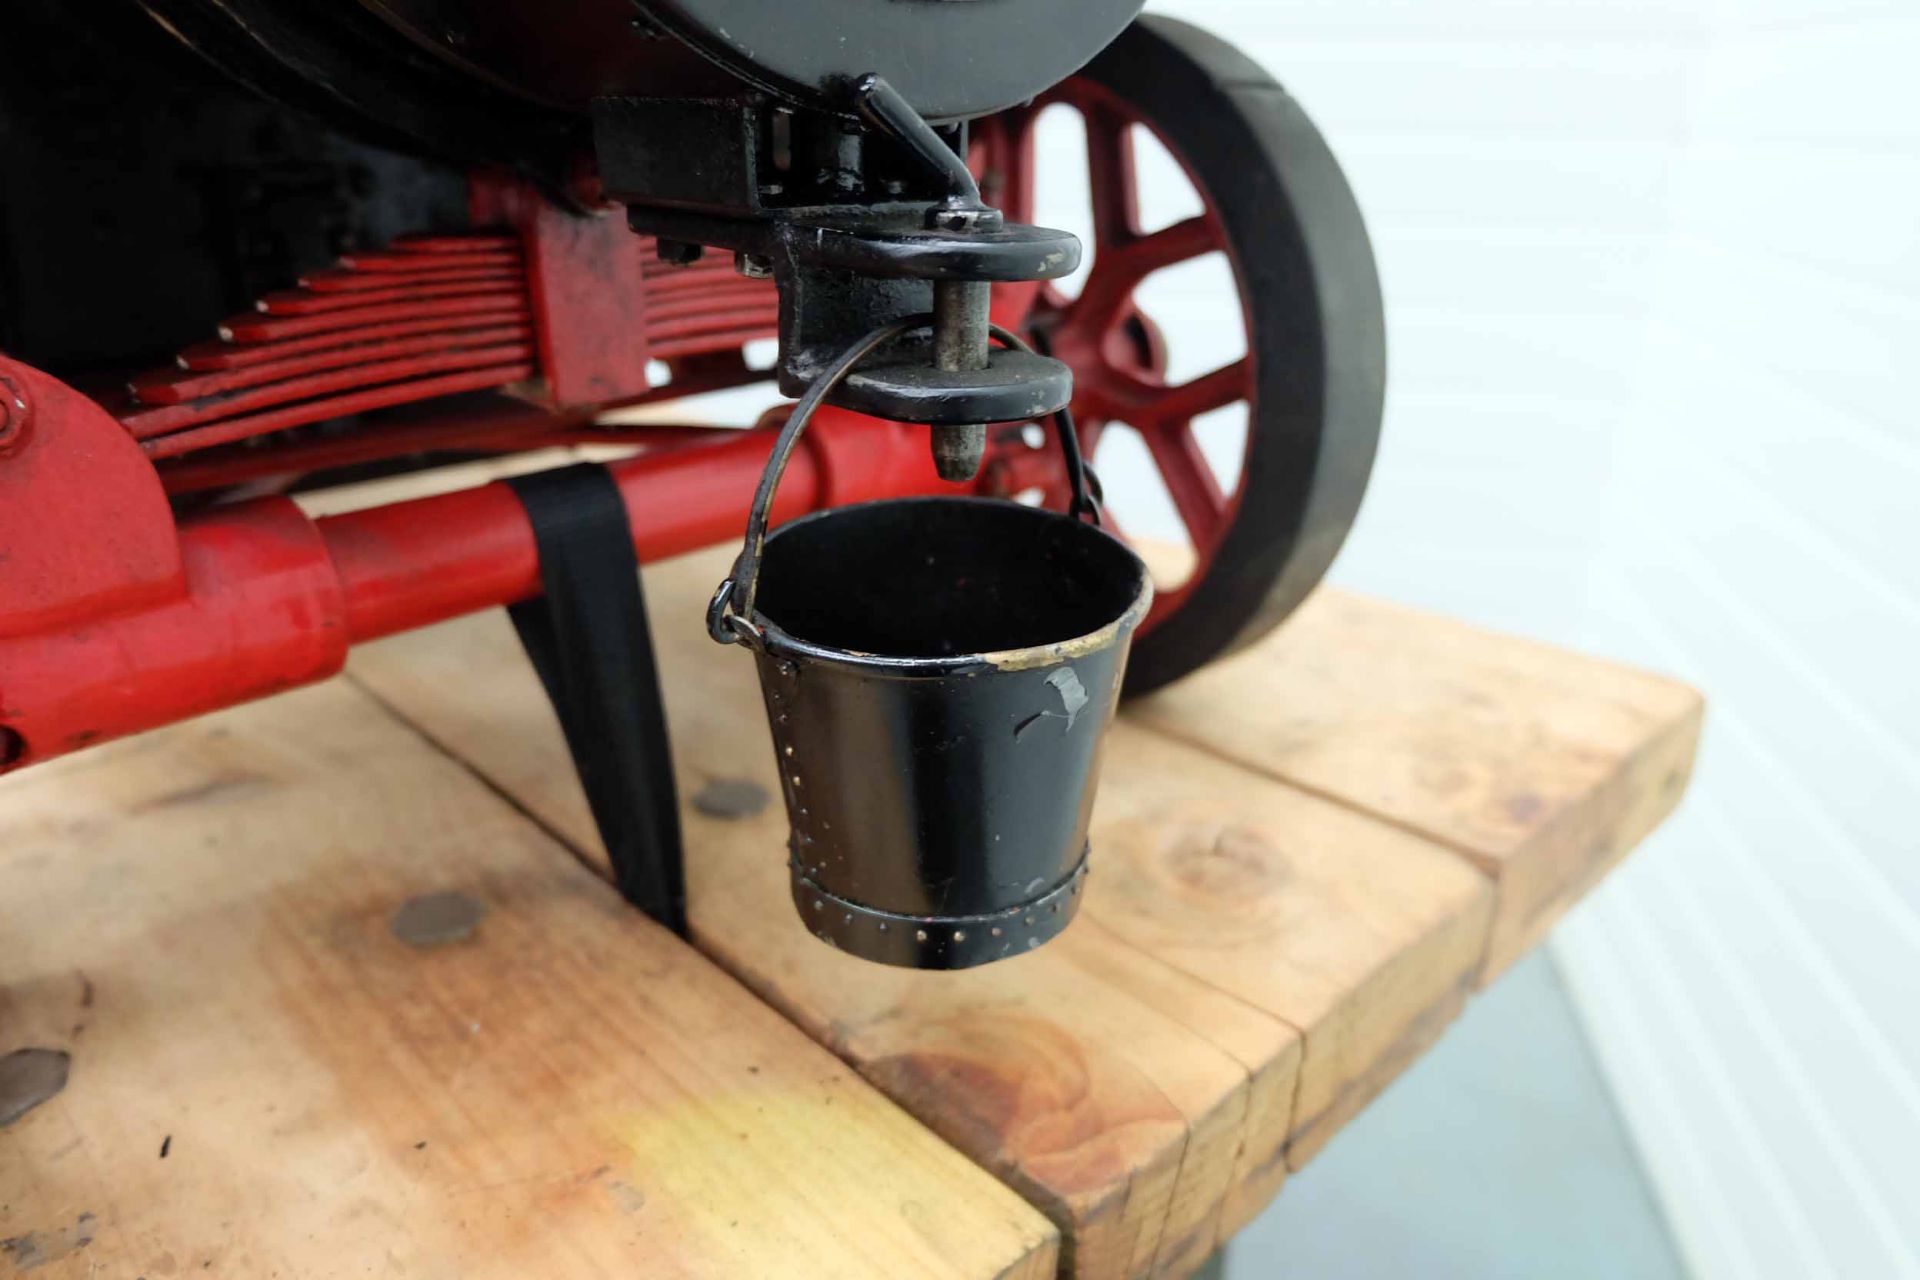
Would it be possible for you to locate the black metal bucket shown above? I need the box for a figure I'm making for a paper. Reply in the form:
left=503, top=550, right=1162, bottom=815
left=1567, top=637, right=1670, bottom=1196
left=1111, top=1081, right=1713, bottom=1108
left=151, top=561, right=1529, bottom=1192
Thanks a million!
left=707, top=321, right=1151, bottom=968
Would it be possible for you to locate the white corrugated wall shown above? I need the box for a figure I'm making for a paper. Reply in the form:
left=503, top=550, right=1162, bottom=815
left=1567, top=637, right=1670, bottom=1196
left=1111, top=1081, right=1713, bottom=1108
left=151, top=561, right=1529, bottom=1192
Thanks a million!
left=1102, top=2, right=1920, bottom=1274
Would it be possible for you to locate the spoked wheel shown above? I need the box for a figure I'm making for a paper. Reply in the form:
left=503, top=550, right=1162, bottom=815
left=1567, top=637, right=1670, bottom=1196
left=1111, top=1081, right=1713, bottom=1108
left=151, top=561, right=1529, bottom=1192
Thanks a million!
left=973, top=16, right=1386, bottom=694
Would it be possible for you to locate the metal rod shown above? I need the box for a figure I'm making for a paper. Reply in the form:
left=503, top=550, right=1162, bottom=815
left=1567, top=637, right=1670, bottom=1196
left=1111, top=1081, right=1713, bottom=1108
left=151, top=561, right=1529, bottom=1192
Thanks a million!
left=851, top=74, right=983, bottom=206
left=0, top=411, right=949, bottom=770
left=930, top=280, right=991, bottom=480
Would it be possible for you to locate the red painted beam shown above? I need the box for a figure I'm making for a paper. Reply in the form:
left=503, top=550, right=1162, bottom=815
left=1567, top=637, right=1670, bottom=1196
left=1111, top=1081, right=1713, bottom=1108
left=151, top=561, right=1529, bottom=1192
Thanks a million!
left=321, top=409, right=951, bottom=642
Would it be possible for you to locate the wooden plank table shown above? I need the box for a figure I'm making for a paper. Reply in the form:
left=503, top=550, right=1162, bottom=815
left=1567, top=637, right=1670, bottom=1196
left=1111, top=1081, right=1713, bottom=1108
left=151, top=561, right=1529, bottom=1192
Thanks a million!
left=343, top=533, right=1699, bottom=1276
left=0, top=683, right=1057, bottom=1279
left=1, top=463, right=1701, bottom=1278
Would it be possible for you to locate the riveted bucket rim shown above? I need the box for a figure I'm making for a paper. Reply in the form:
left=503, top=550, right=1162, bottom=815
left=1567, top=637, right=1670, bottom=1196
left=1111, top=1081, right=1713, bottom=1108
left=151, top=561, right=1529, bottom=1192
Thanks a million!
left=747, top=495, right=1154, bottom=677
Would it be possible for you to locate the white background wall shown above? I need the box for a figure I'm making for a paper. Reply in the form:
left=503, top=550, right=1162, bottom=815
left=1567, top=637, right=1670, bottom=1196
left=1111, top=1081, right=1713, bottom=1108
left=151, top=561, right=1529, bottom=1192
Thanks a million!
left=1093, top=2, right=1920, bottom=1276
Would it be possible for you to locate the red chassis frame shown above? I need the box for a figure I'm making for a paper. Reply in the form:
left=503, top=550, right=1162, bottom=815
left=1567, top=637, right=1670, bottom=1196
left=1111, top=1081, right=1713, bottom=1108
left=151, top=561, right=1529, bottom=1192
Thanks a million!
left=0, top=176, right=981, bottom=776
left=1, top=69, right=1237, bottom=777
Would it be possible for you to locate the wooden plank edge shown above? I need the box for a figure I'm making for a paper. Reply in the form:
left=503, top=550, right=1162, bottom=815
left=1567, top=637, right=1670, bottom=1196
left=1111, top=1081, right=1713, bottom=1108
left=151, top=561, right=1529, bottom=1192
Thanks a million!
left=1124, top=659, right=1705, bottom=989
left=680, top=876, right=1223, bottom=1280
left=1064, top=912, right=1304, bottom=1271
left=1281, top=881, right=1495, bottom=1169
left=1476, top=691, right=1704, bottom=980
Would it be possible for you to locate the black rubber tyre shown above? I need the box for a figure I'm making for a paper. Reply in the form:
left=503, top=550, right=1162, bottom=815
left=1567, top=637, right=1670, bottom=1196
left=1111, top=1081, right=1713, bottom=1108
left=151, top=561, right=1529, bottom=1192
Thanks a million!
left=1082, top=17, right=1387, bottom=695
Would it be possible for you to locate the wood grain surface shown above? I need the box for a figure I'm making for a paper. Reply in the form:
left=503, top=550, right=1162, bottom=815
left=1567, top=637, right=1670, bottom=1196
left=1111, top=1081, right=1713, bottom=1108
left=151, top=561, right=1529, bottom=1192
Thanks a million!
left=346, top=548, right=1524, bottom=1272
left=0, top=682, right=1057, bottom=1280
left=1128, top=589, right=1704, bottom=979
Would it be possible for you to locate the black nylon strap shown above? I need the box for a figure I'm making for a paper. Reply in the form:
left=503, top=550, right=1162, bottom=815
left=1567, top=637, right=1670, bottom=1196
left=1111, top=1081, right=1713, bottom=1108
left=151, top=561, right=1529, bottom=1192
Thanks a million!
left=505, top=464, right=686, bottom=934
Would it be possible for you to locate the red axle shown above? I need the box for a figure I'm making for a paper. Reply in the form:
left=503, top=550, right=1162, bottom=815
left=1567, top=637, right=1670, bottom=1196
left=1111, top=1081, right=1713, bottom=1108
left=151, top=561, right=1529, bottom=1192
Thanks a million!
left=0, top=355, right=950, bottom=773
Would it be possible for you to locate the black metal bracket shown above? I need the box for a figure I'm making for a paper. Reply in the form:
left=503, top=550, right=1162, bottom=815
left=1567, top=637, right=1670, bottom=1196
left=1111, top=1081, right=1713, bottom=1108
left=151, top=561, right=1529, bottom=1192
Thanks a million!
left=594, top=77, right=1078, bottom=435
left=505, top=464, right=686, bottom=934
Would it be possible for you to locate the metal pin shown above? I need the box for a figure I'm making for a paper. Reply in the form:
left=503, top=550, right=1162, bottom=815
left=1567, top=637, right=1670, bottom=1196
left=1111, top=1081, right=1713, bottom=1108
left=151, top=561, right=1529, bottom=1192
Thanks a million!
left=930, top=279, right=991, bottom=481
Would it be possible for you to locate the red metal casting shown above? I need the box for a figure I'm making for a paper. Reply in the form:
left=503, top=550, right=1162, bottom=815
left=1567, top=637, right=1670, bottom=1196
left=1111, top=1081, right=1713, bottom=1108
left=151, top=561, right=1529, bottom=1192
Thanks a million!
left=119, top=231, right=539, bottom=455
left=470, top=176, right=781, bottom=402
left=132, top=324, right=535, bottom=405
left=129, top=350, right=538, bottom=446
left=117, top=177, right=779, bottom=473
left=139, top=363, right=542, bottom=460
left=0, top=352, right=948, bottom=774
left=0, top=361, right=184, bottom=637
left=0, top=358, right=344, bottom=762
left=151, top=373, right=764, bottom=496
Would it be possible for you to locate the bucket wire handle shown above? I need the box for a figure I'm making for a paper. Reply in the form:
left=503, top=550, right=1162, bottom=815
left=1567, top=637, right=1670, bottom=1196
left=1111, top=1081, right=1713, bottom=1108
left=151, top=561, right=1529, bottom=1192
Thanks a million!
left=707, top=318, right=1104, bottom=648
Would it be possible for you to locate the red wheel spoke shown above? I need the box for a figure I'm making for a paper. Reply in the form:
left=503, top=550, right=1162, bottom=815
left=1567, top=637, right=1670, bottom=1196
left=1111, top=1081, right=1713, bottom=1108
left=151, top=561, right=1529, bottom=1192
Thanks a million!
left=1076, top=356, right=1248, bottom=426
left=1118, top=216, right=1214, bottom=281
left=1083, top=104, right=1138, bottom=252
left=978, top=109, right=1050, bottom=332
left=1070, top=216, right=1214, bottom=332
left=1142, top=418, right=1228, bottom=548
left=1151, top=356, right=1252, bottom=425
left=983, top=84, right=1259, bottom=620
left=1077, top=413, right=1108, bottom=461
left=990, top=281, right=1044, bottom=333
left=972, top=107, right=1035, bottom=222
